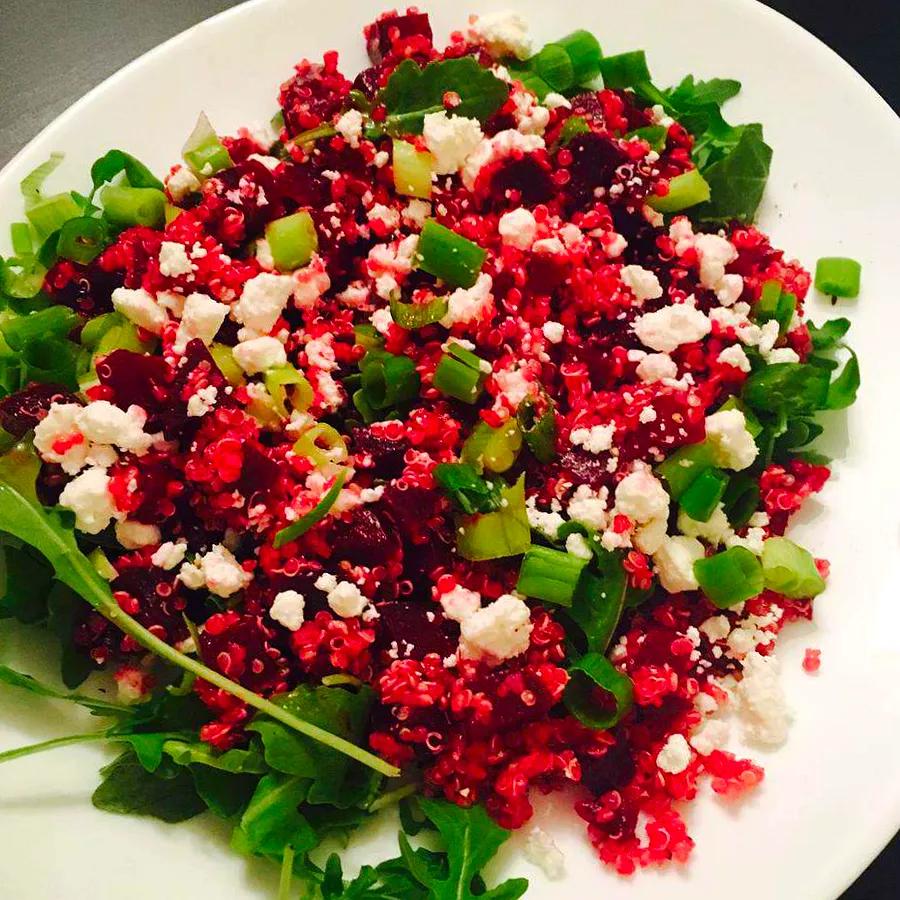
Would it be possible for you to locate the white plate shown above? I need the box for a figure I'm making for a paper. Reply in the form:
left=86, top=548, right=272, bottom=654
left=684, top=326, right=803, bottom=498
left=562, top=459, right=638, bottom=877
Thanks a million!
left=1, top=1, right=899, bottom=897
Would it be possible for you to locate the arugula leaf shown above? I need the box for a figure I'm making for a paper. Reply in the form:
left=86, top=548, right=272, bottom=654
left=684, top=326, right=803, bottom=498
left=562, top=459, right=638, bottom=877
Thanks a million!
left=808, top=317, right=851, bottom=351
left=694, top=125, right=773, bottom=222
left=234, top=772, right=318, bottom=857
left=0, top=540, right=53, bottom=623
left=380, top=58, right=509, bottom=134
left=666, top=75, right=742, bottom=109
left=92, top=750, right=206, bottom=823
left=417, top=798, right=528, bottom=900
left=46, top=582, right=95, bottom=688
left=825, top=349, right=860, bottom=409
left=89, top=149, right=163, bottom=197
left=0, top=663, right=127, bottom=716
left=163, top=739, right=267, bottom=774
left=433, top=463, right=503, bottom=515
left=742, top=362, right=830, bottom=414
left=561, top=551, right=627, bottom=654
left=192, top=766, right=259, bottom=819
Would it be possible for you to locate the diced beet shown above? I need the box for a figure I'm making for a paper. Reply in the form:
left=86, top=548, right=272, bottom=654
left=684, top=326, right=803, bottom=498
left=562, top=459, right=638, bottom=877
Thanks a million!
left=35, top=462, right=68, bottom=507
left=112, top=567, right=190, bottom=646
left=352, top=65, right=384, bottom=99
left=366, top=12, right=433, bottom=65
left=237, top=442, right=281, bottom=501
left=279, top=61, right=352, bottom=136
left=376, top=601, right=458, bottom=659
left=96, top=349, right=173, bottom=412
left=380, top=483, right=442, bottom=539
left=352, top=426, right=408, bottom=477
left=579, top=733, right=637, bottom=796
left=329, top=507, right=400, bottom=566
left=564, top=133, right=627, bottom=210
left=45, top=260, right=121, bottom=317
left=559, top=449, right=617, bottom=492
left=488, top=156, right=554, bottom=206
left=0, top=383, right=79, bottom=438
left=616, top=390, right=706, bottom=462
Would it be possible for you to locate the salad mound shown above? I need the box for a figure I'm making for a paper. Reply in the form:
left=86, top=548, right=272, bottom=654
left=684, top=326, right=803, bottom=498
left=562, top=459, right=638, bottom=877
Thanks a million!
left=0, top=8, right=861, bottom=895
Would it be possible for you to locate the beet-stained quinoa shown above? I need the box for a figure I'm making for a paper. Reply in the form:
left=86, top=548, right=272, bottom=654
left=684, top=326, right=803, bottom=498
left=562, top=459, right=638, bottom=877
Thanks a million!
left=0, top=7, right=860, bottom=889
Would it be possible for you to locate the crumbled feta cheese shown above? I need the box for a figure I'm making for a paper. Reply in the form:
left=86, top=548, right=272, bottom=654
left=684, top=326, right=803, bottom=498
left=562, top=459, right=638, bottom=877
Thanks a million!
left=233, top=336, right=287, bottom=374
left=705, top=408, right=758, bottom=471
left=615, top=468, right=669, bottom=523
left=439, top=585, right=482, bottom=622
left=367, top=203, right=401, bottom=231
left=115, top=519, right=161, bottom=549
left=717, top=344, right=751, bottom=372
left=468, top=10, right=532, bottom=59
left=440, top=273, right=494, bottom=327
left=188, top=545, right=251, bottom=598
left=366, top=235, right=418, bottom=300
left=633, top=515, right=668, bottom=554
left=112, top=287, right=167, bottom=334
left=565, top=532, right=593, bottom=560
left=716, top=273, right=744, bottom=306
left=315, top=573, right=368, bottom=618
left=656, top=733, right=692, bottom=774
left=335, top=109, right=364, bottom=148
left=570, top=423, right=615, bottom=455
left=175, top=292, right=229, bottom=350
left=636, top=352, right=678, bottom=383
left=402, top=199, right=431, bottom=228
left=735, top=651, right=791, bottom=746
left=638, top=405, right=657, bottom=424
left=633, top=300, right=711, bottom=352
left=305, top=336, right=337, bottom=372
left=653, top=535, right=704, bottom=593
left=694, top=234, right=738, bottom=289
left=620, top=265, right=663, bottom=304
left=166, top=166, right=202, bottom=201
left=233, top=272, right=295, bottom=335
left=524, top=826, right=565, bottom=879
left=58, top=467, right=119, bottom=534
left=78, top=401, right=153, bottom=454
left=726, top=527, right=766, bottom=556
left=187, top=385, right=218, bottom=417
left=700, top=615, right=732, bottom=642
left=422, top=111, right=484, bottom=175
left=765, top=347, right=800, bottom=364
left=526, top=502, right=565, bottom=540
left=498, top=207, right=537, bottom=249
left=532, top=236, right=565, bottom=255
left=459, top=594, right=533, bottom=662
left=462, top=130, right=544, bottom=189
left=33, top=403, right=90, bottom=474
left=492, top=363, right=536, bottom=410
left=677, top=504, right=733, bottom=545
left=269, top=590, right=306, bottom=631
left=151, top=541, right=187, bottom=570
left=689, top=719, right=730, bottom=756
left=542, top=320, right=564, bottom=343
left=542, top=92, right=571, bottom=109
left=158, top=241, right=193, bottom=278
left=511, top=87, right=550, bottom=135
left=255, top=238, right=275, bottom=270
left=291, top=255, right=331, bottom=308
left=757, top=319, right=780, bottom=354
left=370, top=306, right=394, bottom=335
left=567, top=484, right=608, bottom=530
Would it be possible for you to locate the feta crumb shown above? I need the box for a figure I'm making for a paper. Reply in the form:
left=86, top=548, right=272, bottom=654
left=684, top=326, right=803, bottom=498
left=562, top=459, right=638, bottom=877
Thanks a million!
left=726, top=526, right=766, bottom=556
left=440, top=273, right=494, bottom=327
left=115, top=519, right=161, bottom=549
left=78, top=401, right=153, bottom=454
left=636, top=352, right=678, bottom=383
left=366, top=203, right=400, bottom=231
left=270, top=590, right=306, bottom=631
left=526, top=503, right=565, bottom=540
left=705, top=408, right=758, bottom=471
left=700, top=615, right=732, bottom=643
left=633, top=300, right=711, bottom=352
left=689, top=719, right=730, bottom=756
left=615, top=468, right=669, bottom=523
left=200, top=545, right=252, bottom=597
left=166, top=166, right=202, bottom=201
left=422, top=111, right=484, bottom=175
left=468, top=10, right=532, bottom=59
left=542, top=320, right=564, bottom=343
left=459, top=594, right=533, bottom=663
left=316, top=574, right=368, bottom=618
left=542, top=92, right=571, bottom=110
left=33, top=403, right=90, bottom=474
left=187, top=385, right=218, bottom=418
left=461, top=130, right=544, bottom=189
left=524, top=826, right=565, bottom=879
left=439, top=585, right=482, bottom=622
left=567, top=484, right=609, bottom=530
left=151, top=541, right=187, bottom=570
left=335, top=109, right=364, bottom=148
left=677, top=504, right=733, bottom=545
left=233, top=272, right=295, bottom=335
left=620, top=265, right=663, bottom=304
left=175, top=292, right=228, bottom=350
left=158, top=241, right=193, bottom=278
left=370, top=306, right=394, bottom=335
left=716, top=273, right=744, bottom=306
left=735, top=651, right=791, bottom=746
left=565, top=532, right=593, bottom=560
left=694, top=234, right=738, bottom=289
left=765, top=347, right=800, bottom=364
left=112, top=287, right=167, bottom=334
left=633, top=516, right=668, bottom=554
left=233, top=336, right=287, bottom=374
left=59, top=467, right=119, bottom=534
left=656, top=733, right=692, bottom=774
left=717, top=344, right=751, bottom=372
left=653, top=535, right=704, bottom=593
left=570, top=423, right=615, bottom=455
left=402, top=199, right=431, bottom=228
left=498, top=207, right=538, bottom=250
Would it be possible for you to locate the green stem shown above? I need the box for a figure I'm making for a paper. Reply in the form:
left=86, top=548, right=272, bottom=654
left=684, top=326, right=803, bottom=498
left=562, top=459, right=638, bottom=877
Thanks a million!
left=278, top=845, right=295, bottom=900
left=367, top=781, right=419, bottom=813
left=0, top=731, right=107, bottom=764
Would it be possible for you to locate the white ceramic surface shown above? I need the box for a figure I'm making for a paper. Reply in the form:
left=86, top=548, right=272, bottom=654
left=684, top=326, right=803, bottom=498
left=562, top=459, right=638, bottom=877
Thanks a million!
left=1, top=1, right=898, bottom=897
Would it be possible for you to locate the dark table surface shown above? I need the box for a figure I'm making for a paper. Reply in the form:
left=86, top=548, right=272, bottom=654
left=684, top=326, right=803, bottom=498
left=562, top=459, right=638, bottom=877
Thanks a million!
left=0, top=0, right=897, bottom=896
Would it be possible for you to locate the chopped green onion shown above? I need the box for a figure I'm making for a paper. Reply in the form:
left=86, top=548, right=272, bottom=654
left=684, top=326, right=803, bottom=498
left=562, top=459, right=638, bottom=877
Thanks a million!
left=679, top=467, right=729, bottom=522
left=356, top=349, right=420, bottom=419
left=461, top=419, right=522, bottom=474
left=1, top=306, right=78, bottom=352
left=656, top=441, right=718, bottom=499
left=516, top=545, right=587, bottom=607
left=264, top=364, right=313, bottom=418
left=433, top=342, right=488, bottom=403
left=628, top=125, right=667, bottom=151
left=814, top=257, right=861, bottom=298
left=597, top=50, right=651, bottom=89
left=557, top=116, right=590, bottom=146
left=389, top=294, right=448, bottom=330
left=754, top=280, right=796, bottom=335
left=433, top=462, right=502, bottom=515
left=82, top=311, right=153, bottom=360
left=353, top=324, right=383, bottom=352
left=56, top=217, right=110, bottom=265
left=563, top=652, right=634, bottom=730
left=694, top=546, right=764, bottom=608
left=0, top=256, right=46, bottom=300
left=79, top=312, right=119, bottom=350
left=273, top=470, right=347, bottom=549
left=392, top=139, right=434, bottom=199
left=89, top=149, right=163, bottom=196
left=89, top=547, right=118, bottom=581
left=265, top=211, right=317, bottom=271
left=209, top=343, right=246, bottom=386
left=456, top=475, right=530, bottom=561
left=25, top=193, right=82, bottom=239
left=415, top=220, right=486, bottom=289
left=563, top=555, right=628, bottom=653
left=20, top=153, right=64, bottom=207
left=550, top=30, right=603, bottom=84
left=10, top=223, right=33, bottom=257
left=292, top=423, right=348, bottom=469
left=533, top=44, right=575, bottom=92
left=100, top=185, right=166, bottom=228
left=182, top=112, right=234, bottom=176
left=721, top=472, right=760, bottom=529
left=517, top=393, right=556, bottom=463
left=647, top=169, right=711, bottom=213
left=761, top=537, right=826, bottom=598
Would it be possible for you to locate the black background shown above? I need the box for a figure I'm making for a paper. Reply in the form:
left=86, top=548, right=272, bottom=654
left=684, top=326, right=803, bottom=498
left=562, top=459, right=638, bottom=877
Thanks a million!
left=0, top=0, right=897, bottom=896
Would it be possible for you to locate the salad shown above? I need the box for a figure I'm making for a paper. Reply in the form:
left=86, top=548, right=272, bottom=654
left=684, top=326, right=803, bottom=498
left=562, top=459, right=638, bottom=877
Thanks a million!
left=0, top=7, right=862, bottom=897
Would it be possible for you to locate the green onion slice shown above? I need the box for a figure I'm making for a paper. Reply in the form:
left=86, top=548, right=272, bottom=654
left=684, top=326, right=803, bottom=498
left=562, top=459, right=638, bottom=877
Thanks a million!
left=456, top=475, right=530, bottom=561
left=25, top=193, right=82, bottom=240
left=57, top=217, right=110, bottom=265
left=273, top=470, right=347, bottom=549
left=647, top=169, right=711, bottom=213
left=415, top=220, right=486, bottom=289
left=265, top=211, right=317, bottom=271
left=563, top=652, right=634, bottom=730
left=814, top=257, right=861, bottom=299
left=264, top=364, right=314, bottom=419
left=760, top=537, right=825, bottom=599
left=656, top=441, right=718, bottom=499
left=516, top=545, right=587, bottom=607
left=392, top=139, right=435, bottom=200
left=694, top=546, right=764, bottom=608
left=100, top=185, right=166, bottom=228
left=517, top=393, right=557, bottom=463
left=721, top=472, right=760, bottom=529
left=433, top=342, right=488, bottom=403
left=461, top=418, right=522, bottom=474
left=389, top=294, right=448, bottom=330
left=679, top=467, right=729, bottom=523
left=292, top=423, right=348, bottom=469
left=182, top=112, right=234, bottom=176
